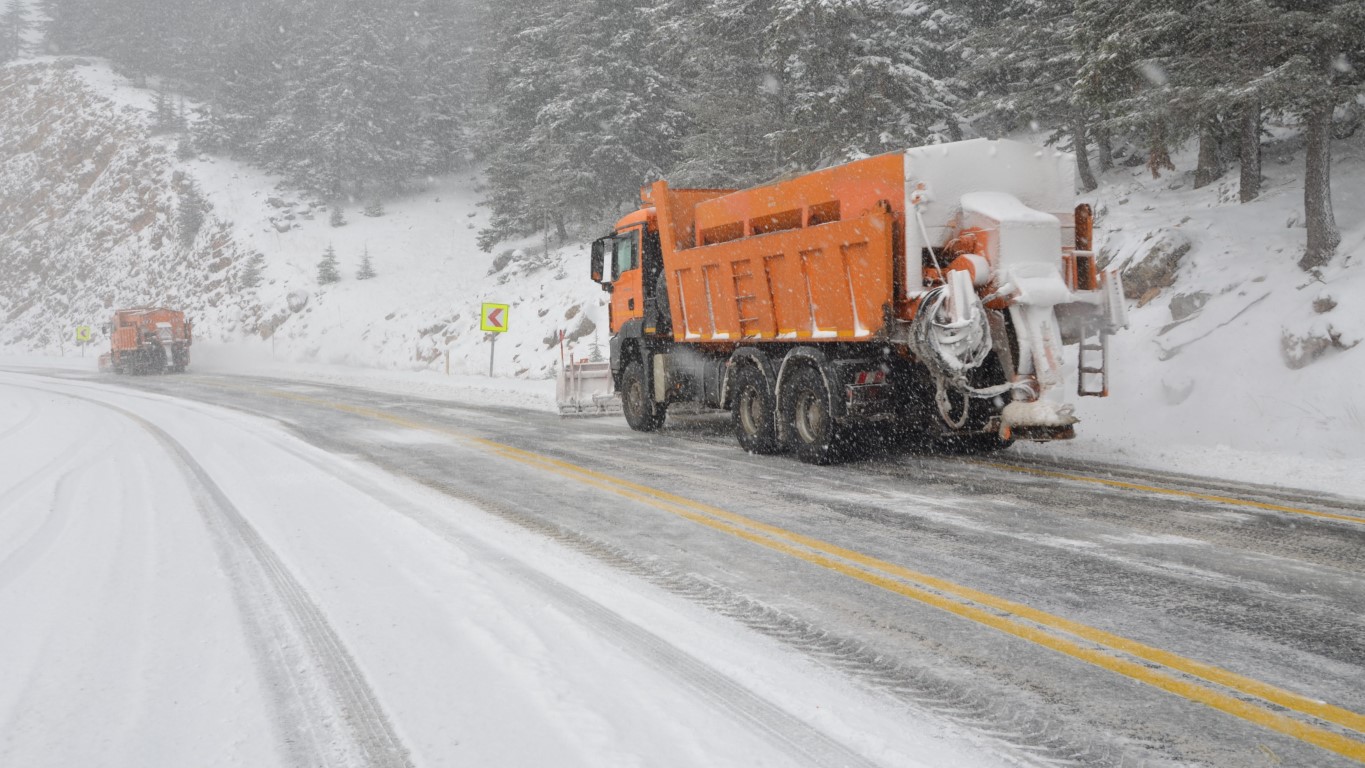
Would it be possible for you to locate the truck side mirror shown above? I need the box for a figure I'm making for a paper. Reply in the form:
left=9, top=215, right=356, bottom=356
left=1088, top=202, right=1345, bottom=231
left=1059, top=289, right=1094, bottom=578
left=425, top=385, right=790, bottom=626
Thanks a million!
left=590, top=238, right=607, bottom=283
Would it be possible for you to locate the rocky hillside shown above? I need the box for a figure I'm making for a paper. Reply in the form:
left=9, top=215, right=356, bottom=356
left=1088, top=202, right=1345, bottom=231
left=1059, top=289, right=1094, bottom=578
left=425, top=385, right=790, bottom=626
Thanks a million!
left=0, top=60, right=261, bottom=351
left=0, top=58, right=607, bottom=376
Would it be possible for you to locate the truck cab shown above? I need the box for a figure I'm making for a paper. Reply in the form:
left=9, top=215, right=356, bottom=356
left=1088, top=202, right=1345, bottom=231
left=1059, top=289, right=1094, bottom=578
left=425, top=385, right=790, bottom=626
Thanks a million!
left=591, top=208, right=664, bottom=336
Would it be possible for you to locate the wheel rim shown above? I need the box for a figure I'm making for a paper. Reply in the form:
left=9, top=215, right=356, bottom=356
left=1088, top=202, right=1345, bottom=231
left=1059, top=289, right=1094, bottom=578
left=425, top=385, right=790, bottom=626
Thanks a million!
left=625, top=379, right=644, bottom=418
left=738, top=386, right=762, bottom=436
left=794, top=391, right=827, bottom=444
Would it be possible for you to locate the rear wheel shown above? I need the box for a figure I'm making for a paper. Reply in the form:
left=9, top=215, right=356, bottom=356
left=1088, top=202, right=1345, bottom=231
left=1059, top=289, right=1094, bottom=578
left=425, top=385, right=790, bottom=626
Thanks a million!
left=731, top=364, right=781, bottom=454
left=621, top=360, right=666, bottom=432
left=781, top=366, right=846, bottom=465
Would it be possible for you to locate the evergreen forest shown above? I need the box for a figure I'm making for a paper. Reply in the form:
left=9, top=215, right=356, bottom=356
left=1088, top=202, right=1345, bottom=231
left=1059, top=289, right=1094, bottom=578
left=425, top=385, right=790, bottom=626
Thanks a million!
left=21, top=0, right=1365, bottom=267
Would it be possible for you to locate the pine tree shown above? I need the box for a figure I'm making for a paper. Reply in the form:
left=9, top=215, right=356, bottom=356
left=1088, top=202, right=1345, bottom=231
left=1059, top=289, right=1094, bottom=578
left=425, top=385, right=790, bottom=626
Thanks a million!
left=0, top=0, right=25, bottom=61
left=477, top=0, right=686, bottom=250
left=363, top=199, right=385, bottom=217
left=329, top=206, right=347, bottom=227
left=1264, top=1, right=1365, bottom=270
left=355, top=247, right=376, bottom=280
left=317, top=245, right=341, bottom=284
left=177, top=180, right=207, bottom=248
left=240, top=252, right=265, bottom=288
left=760, top=0, right=961, bottom=170
left=963, top=0, right=1101, bottom=190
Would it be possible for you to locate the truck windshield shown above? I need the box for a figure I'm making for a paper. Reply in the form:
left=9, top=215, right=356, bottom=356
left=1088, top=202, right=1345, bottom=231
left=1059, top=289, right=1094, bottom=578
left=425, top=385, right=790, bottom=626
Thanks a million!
left=612, top=230, right=639, bottom=279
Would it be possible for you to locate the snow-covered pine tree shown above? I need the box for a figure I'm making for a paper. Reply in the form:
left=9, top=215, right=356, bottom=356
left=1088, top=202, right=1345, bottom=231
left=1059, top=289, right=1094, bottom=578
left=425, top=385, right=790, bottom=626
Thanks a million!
left=152, top=85, right=175, bottom=133
left=363, top=199, right=385, bottom=217
left=1257, top=1, right=1365, bottom=270
left=760, top=0, right=962, bottom=170
left=240, top=252, right=265, bottom=288
left=405, top=0, right=479, bottom=177
left=476, top=0, right=576, bottom=250
left=0, top=0, right=25, bottom=61
left=356, top=247, right=376, bottom=280
left=652, top=0, right=786, bottom=187
left=532, top=0, right=686, bottom=227
left=175, top=95, right=189, bottom=133
left=962, top=0, right=1100, bottom=190
left=317, top=245, right=341, bottom=284
left=329, top=207, right=347, bottom=227
left=176, top=179, right=207, bottom=248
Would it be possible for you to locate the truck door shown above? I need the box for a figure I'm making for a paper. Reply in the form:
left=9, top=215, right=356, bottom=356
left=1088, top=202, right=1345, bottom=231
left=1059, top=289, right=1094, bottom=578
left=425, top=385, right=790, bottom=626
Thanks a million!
left=609, top=227, right=643, bottom=333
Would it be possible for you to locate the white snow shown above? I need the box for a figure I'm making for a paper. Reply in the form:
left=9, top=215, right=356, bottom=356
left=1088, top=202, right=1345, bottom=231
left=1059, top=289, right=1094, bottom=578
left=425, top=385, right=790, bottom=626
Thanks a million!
left=1015, top=130, right=1365, bottom=500
left=0, top=369, right=1004, bottom=767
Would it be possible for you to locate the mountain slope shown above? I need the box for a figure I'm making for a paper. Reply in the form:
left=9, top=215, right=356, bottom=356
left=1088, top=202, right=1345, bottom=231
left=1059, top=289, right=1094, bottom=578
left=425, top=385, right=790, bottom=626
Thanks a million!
left=0, top=60, right=261, bottom=350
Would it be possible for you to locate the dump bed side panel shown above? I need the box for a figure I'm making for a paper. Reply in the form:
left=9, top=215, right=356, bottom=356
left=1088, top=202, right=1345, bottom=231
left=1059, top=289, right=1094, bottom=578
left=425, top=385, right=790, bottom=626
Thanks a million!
left=654, top=153, right=904, bottom=344
left=646, top=184, right=735, bottom=256
left=693, top=153, right=905, bottom=244
left=665, top=210, right=895, bottom=342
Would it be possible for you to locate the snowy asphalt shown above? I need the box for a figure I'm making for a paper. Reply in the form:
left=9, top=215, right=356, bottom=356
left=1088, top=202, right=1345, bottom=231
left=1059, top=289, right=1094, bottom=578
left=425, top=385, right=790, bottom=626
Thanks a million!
left=8, top=365, right=1365, bottom=767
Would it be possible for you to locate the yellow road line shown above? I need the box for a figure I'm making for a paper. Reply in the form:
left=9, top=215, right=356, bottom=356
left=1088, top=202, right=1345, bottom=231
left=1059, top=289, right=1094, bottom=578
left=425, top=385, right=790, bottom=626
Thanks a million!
left=981, top=462, right=1365, bottom=526
left=247, top=385, right=1365, bottom=762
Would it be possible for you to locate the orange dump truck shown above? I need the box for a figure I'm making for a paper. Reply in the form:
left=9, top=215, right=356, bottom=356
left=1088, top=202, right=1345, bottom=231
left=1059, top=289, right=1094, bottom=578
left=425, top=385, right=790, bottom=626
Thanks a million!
left=100, top=307, right=193, bottom=374
left=586, top=138, right=1127, bottom=463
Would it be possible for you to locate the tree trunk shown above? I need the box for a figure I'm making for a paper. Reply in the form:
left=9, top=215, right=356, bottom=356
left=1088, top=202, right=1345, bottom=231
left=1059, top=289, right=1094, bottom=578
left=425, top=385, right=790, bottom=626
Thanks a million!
left=1239, top=100, right=1262, bottom=203
left=1300, top=102, right=1339, bottom=270
left=1194, top=118, right=1224, bottom=189
left=1073, top=119, right=1098, bottom=192
left=1096, top=126, right=1113, bottom=173
left=1147, top=121, right=1176, bottom=179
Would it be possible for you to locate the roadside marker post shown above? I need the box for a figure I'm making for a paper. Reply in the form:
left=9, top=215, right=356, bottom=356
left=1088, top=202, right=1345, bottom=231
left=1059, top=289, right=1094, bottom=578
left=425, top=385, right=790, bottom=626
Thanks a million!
left=480, top=302, right=509, bottom=377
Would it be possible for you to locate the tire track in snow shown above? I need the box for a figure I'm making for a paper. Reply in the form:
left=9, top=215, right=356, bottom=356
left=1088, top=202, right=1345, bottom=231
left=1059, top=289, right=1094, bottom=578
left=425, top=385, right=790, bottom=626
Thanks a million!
left=268, top=426, right=1127, bottom=768
left=9, top=383, right=413, bottom=768
left=264, top=433, right=888, bottom=768
left=0, top=388, right=42, bottom=442
left=0, top=400, right=123, bottom=571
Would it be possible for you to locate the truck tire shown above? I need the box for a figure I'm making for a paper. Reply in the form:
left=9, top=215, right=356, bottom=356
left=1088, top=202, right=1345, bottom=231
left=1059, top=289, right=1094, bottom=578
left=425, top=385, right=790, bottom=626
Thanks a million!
left=731, top=364, right=781, bottom=454
left=781, top=366, right=846, bottom=465
left=621, top=360, right=666, bottom=432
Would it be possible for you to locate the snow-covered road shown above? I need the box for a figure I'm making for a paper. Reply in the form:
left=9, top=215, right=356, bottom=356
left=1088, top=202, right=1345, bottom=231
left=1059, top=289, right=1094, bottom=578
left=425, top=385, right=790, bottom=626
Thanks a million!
left=1, top=370, right=1003, bottom=768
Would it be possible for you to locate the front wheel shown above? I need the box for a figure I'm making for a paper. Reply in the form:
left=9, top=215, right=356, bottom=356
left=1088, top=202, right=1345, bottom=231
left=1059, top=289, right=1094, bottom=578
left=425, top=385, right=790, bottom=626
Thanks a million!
left=621, top=360, right=666, bottom=432
left=731, top=364, right=781, bottom=454
left=781, top=366, right=846, bottom=465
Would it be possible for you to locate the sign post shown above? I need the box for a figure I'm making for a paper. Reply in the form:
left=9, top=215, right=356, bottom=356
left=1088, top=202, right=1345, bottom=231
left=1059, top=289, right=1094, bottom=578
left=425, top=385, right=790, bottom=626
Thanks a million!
left=75, top=325, right=92, bottom=357
left=480, top=302, right=509, bottom=377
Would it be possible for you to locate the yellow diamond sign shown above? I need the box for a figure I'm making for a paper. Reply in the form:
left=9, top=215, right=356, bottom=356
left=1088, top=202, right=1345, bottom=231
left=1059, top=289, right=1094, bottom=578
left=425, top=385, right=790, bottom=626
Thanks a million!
left=480, top=303, right=509, bottom=333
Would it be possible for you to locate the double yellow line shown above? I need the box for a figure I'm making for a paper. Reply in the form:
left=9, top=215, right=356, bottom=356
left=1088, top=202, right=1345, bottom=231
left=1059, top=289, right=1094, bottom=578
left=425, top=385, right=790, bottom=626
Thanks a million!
left=981, top=461, right=1365, bottom=527
left=257, top=385, right=1365, bottom=762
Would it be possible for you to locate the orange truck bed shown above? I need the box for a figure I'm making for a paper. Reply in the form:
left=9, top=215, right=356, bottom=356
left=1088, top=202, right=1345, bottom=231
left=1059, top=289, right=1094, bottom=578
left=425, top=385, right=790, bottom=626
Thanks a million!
left=107, top=307, right=193, bottom=374
left=647, top=152, right=906, bottom=344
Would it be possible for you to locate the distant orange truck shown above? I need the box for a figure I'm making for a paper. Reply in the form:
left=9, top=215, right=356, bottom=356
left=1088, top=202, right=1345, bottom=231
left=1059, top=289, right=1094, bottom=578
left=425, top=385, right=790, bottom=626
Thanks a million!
left=99, top=307, right=193, bottom=374
left=586, top=139, right=1127, bottom=463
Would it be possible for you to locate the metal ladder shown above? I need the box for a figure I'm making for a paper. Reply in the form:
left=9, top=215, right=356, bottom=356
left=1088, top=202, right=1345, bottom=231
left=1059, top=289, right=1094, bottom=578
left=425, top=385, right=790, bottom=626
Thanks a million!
left=1077, top=322, right=1109, bottom=397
